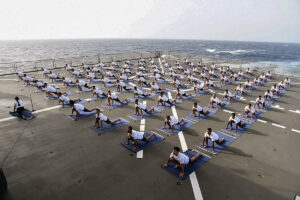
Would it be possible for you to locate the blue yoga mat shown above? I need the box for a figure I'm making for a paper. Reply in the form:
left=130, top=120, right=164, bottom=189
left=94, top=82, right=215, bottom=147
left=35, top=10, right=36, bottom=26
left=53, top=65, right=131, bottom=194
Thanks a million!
left=185, top=111, right=215, bottom=122
left=154, top=89, right=171, bottom=93
left=128, top=94, right=155, bottom=101
left=254, top=103, right=271, bottom=111
left=223, top=96, right=240, bottom=103
left=240, top=111, right=263, bottom=122
left=162, top=150, right=210, bottom=180
left=102, top=100, right=132, bottom=110
left=209, top=102, right=229, bottom=111
left=197, top=131, right=236, bottom=154
left=68, top=108, right=100, bottom=120
left=154, top=101, right=180, bottom=111
left=158, top=119, right=195, bottom=135
left=195, top=90, right=209, bottom=96
left=98, top=83, right=116, bottom=88
left=121, top=131, right=165, bottom=153
left=91, top=95, right=106, bottom=101
left=60, top=99, right=88, bottom=108
left=75, top=88, right=93, bottom=93
left=128, top=109, right=160, bottom=120
left=221, top=121, right=252, bottom=136
left=176, top=94, right=195, bottom=101
left=9, top=109, right=35, bottom=120
left=90, top=118, right=129, bottom=135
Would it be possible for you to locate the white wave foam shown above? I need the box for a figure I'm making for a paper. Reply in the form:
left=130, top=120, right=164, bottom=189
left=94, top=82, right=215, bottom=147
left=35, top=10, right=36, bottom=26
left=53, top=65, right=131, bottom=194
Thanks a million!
left=205, top=49, right=216, bottom=53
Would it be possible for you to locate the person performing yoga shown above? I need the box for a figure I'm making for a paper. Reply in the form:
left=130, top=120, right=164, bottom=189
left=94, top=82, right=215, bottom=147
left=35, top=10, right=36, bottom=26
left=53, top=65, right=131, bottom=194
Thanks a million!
left=116, top=80, right=131, bottom=92
left=157, top=92, right=176, bottom=107
left=137, top=75, right=151, bottom=87
left=62, top=77, right=76, bottom=87
left=244, top=79, right=253, bottom=90
left=126, top=126, right=156, bottom=151
left=220, top=75, right=229, bottom=85
left=134, top=99, right=155, bottom=118
left=43, top=83, right=59, bottom=98
left=193, top=81, right=207, bottom=94
left=201, top=128, right=225, bottom=153
left=100, top=76, right=114, bottom=87
left=192, top=102, right=208, bottom=119
left=209, top=93, right=225, bottom=111
left=226, top=113, right=246, bottom=132
left=162, top=146, right=201, bottom=177
left=242, top=103, right=257, bottom=120
left=255, top=95, right=266, bottom=111
left=24, top=74, right=38, bottom=86
left=175, top=88, right=192, bottom=101
left=94, top=109, right=121, bottom=132
left=70, top=101, right=97, bottom=121
left=163, top=115, right=184, bottom=135
left=92, top=86, right=107, bottom=100
left=222, top=89, right=235, bottom=103
left=107, top=90, right=128, bottom=107
left=76, top=79, right=93, bottom=92
left=57, top=92, right=81, bottom=108
left=271, top=84, right=279, bottom=96
left=235, top=84, right=246, bottom=96
left=264, top=90, right=273, bottom=102
left=151, top=81, right=165, bottom=93
left=13, top=97, right=26, bottom=120
left=133, top=86, right=151, bottom=99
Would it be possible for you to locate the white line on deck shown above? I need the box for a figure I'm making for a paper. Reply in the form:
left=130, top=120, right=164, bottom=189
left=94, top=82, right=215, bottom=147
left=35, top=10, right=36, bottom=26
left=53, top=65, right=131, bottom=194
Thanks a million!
left=271, top=105, right=285, bottom=110
left=289, top=109, right=300, bottom=114
left=257, top=119, right=267, bottom=123
left=291, top=129, right=300, bottom=134
left=158, top=58, right=165, bottom=74
left=223, top=109, right=234, bottom=113
left=167, top=91, right=203, bottom=200
left=137, top=101, right=146, bottom=159
left=271, top=123, right=286, bottom=129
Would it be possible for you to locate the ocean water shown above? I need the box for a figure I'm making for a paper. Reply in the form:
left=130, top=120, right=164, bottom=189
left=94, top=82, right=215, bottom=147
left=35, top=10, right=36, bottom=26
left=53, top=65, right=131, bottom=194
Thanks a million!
left=0, top=39, right=300, bottom=76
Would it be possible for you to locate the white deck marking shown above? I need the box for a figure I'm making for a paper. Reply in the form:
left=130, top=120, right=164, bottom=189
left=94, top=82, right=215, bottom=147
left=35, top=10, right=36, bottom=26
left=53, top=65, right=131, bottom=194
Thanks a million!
left=167, top=91, right=203, bottom=200
left=289, top=109, right=300, bottom=114
left=291, top=129, right=300, bottom=134
left=137, top=101, right=147, bottom=159
left=257, top=119, right=267, bottom=123
left=239, top=97, right=247, bottom=101
left=158, top=58, right=165, bottom=74
left=0, top=117, right=16, bottom=123
left=271, top=105, right=285, bottom=110
left=223, top=109, right=233, bottom=113
left=271, top=123, right=286, bottom=129
left=32, top=105, right=60, bottom=114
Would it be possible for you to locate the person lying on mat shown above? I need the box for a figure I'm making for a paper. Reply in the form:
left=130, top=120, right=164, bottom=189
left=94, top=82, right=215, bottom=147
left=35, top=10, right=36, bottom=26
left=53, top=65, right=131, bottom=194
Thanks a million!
left=192, top=102, right=208, bottom=119
left=209, top=93, right=225, bottom=111
left=175, top=88, right=192, bottom=101
left=255, top=95, right=266, bottom=111
left=94, top=109, right=121, bottom=132
left=57, top=92, right=81, bottom=108
left=49, top=72, right=62, bottom=82
left=242, top=103, right=256, bottom=120
left=151, top=81, right=165, bottom=93
left=24, top=74, right=38, bottom=86
left=71, top=69, right=85, bottom=78
left=92, top=86, right=107, bottom=99
left=13, top=96, right=26, bottom=119
left=133, top=87, right=151, bottom=99
left=70, top=101, right=97, bottom=121
left=107, top=90, right=128, bottom=107
left=162, top=146, right=201, bottom=177
left=116, top=80, right=131, bottom=92
left=157, top=92, right=176, bottom=107
left=164, top=115, right=184, bottom=135
left=126, top=126, right=156, bottom=150
left=201, top=128, right=225, bottom=153
left=264, top=90, right=273, bottom=102
left=62, top=77, right=76, bottom=87
left=76, top=79, right=93, bottom=92
left=134, top=99, right=155, bottom=118
left=226, top=113, right=246, bottom=132
left=222, top=89, right=234, bottom=103
left=43, top=83, right=59, bottom=98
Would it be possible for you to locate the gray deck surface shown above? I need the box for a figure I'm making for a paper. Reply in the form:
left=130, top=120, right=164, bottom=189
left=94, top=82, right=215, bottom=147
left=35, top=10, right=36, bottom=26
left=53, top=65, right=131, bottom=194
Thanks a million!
left=0, top=58, right=299, bottom=200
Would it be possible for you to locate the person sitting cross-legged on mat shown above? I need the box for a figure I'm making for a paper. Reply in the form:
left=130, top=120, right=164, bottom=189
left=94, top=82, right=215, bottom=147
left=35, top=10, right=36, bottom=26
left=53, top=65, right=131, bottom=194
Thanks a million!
left=209, top=93, right=225, bottom=111
left=94, top=109, right=121, bottom=132
left=255, top=95, right=266, bottom=111
left=192, top=102, right=208, bottom=119
left=133, top=86, right=151, bottom=99
left=201, top=128, right=225, bottom=153
left=162, top=146, right=201, bottom=177
left=157, top=92, right=176, bottom=107
left=226, top=113, right=246, bottom=132
left=70, top=101, right=97, bottom=121
left=58, top=92, right=81, bottom=108
left=164, top=115, right=184, bottom=135
left=242, top=103, right=256, bottom=120
left=107, top=90, right=128, bottom=107
left=13, top=96, right=25, bottom=120
left=175, top=88, right=192, bottom=101
left=134, top=99, right=155, bottom=118
left=126, top=126, right=156, bottom=150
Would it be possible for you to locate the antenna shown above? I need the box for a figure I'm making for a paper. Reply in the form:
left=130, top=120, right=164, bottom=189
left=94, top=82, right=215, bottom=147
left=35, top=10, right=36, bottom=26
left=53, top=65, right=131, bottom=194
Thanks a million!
left=30, top=93, right=35, bottom=112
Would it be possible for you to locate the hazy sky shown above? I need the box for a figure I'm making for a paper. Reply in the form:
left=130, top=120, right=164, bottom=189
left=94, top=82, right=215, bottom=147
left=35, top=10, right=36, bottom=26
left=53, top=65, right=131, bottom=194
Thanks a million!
left=0, top=0, right=299, bottom=43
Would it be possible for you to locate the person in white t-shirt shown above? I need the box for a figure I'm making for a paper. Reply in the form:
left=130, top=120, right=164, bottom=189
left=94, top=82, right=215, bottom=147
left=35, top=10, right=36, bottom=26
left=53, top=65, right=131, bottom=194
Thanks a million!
left=284, top=78, right=291, bottom=88
left=226, top=113, right=246, bottom=132
left=126, top=126, right=157, bottom=150
left=151, top=81, right=165, bottom=93
left=43, top=83, right=59, bottom=98
left=192, top=102, right=208, bottom=119
left=201, top=128, right=225, bottom=152
left=175, top=88, right=192, bottom=101
left=244, top=79, right=253, bottom=90
left=222, top=89, right=234, bottom=103
left=271, top=84, right=279, bottom=96
left=157, top=92, right=176, bottom=107
left=65, top=64, right=73, bottom=73
left=133, top=87, right=151, bottom=99
left=70, top=102, right=97, bottom=121
left=193, top=82, right=207, bottom=95
left=116, top=80, right=132, bottom=92
left=94, top=109, right=121, bottom=132
left=100, top=76, right=114, bottom=87
left=92, top=86, right=107, bottom=100
left=62, top=77, right=76, bottom=87
left=76, top=79, right=93, bottom=92
left=57, top=92, right=80, bottom=108
left=172, top=78, right=182, bottom=88
left=220, top=75, right=229, bottom=85
left=162, top=146, right=201, bottom=177
left=163, top=115, right=184, bottom=135
left=204, top=78, right=215, bottom=89
left=17, top=72, right=25, bottom=81
left=264, top=90, right=273, bottom=102
left=242, top=103, right=256, bottom=120
left=107, top=90, right=128, bottom=107
left=42, top=68, right=51, bottom=77
left=255, top=95, right=266, bottom=111
left=13, top=96, right=25, bottom=119
left=209, top=93, right=225, bottom=110
left=234, top=84, right=246, bottom=96
left=134, top=99, right=155, bottom=118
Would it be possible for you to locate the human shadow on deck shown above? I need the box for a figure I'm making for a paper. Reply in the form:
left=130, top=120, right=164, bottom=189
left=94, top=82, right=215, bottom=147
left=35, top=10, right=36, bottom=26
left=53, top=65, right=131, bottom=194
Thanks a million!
left=246, top=128, right=268, bottom=136
left=219, top=146, right=253, bottom=158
